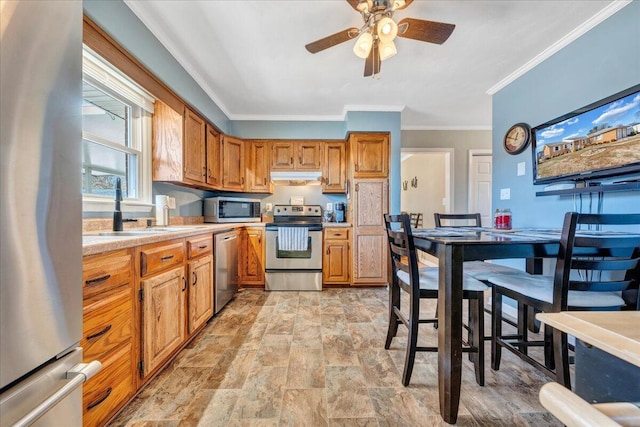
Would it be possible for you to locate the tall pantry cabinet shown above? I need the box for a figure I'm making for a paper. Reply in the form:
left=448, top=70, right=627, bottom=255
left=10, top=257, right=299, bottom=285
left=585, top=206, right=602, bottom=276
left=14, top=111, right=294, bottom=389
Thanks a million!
left=348, top=133, right=390, bottom=285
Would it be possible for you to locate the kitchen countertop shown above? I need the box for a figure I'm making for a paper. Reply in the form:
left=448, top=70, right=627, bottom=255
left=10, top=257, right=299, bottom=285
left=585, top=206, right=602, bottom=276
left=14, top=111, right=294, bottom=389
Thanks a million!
left=82, top=223, right=264, bottom=256
left=322, top=223, right=351, bottom=228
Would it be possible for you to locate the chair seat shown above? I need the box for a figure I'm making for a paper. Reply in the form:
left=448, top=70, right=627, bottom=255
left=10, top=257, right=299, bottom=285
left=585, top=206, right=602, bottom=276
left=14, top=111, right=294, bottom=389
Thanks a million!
left=397, top=268, right=489, bottom=292
left=463, top=261, right=525, bottom=281
left=487, top=273, right=625, bottom=308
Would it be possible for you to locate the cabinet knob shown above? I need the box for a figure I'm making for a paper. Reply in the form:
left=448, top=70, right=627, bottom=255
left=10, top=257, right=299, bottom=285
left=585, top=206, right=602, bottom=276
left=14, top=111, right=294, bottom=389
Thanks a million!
left=326, top=248, right=330, bottom=255
left=202, top=166, right=207, bottom=176
left=207, top=168, right=212, bottom=178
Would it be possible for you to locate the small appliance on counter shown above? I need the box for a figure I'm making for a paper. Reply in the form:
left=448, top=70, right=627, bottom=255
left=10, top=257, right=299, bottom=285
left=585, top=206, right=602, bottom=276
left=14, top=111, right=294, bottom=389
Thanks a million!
left=334, top=202, right=346, bottom=223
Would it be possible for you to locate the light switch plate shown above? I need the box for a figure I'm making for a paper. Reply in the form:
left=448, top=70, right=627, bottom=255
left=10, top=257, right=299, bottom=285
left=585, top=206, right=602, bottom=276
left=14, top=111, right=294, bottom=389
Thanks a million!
left=517, top=162, right=526, bottom=176
left=500, top=188, right=511, bottom=200
left=266, top=203, right=273, bottom=212
left=326, top=202, right=333, bottom=211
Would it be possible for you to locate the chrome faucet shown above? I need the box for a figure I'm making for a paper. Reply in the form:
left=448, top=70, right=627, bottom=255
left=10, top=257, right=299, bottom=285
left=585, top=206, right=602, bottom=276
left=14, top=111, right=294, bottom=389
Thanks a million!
left=113, top=177, right=123, bottom=231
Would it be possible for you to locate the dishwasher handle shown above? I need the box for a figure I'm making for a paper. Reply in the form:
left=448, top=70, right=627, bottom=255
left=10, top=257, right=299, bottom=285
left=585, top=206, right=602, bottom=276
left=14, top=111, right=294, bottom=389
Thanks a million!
left=12, top=360, right=102, bottom=427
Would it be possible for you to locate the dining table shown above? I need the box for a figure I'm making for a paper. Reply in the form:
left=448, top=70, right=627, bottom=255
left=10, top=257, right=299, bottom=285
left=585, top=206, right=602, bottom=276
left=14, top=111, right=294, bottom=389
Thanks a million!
left=411, top=227, right=564, bottom=424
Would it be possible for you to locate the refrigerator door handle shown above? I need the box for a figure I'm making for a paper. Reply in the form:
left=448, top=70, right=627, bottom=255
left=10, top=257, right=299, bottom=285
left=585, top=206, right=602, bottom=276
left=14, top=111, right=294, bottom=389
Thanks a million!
left=12, top=361, right=102, bottom=427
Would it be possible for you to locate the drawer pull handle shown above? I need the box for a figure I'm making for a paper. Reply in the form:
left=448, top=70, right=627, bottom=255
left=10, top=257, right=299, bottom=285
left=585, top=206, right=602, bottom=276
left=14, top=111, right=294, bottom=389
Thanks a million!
left=161, top=255, right=174, bottom=262
left=87, top=387, right=112, bottom=411
left=85, top=274, right=110, bottom=286
left=87, top=325, right=112, bottom=341
left=192, top=271, right=197, bottom=286
left=326, top=248, right=330, bottom=255
left=182, top=276, right=187, bottom=292
left=198, top=245, right=208, bottom=249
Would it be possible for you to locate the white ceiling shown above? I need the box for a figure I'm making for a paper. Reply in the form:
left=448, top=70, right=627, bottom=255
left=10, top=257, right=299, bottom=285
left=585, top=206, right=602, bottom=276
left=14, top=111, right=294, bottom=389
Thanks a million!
left=124, top=0, right=623, bottom=130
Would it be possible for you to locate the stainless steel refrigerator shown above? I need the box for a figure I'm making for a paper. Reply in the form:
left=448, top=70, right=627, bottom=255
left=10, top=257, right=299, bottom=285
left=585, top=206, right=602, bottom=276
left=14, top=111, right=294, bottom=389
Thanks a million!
left=1, top=2, right=100, bottom=425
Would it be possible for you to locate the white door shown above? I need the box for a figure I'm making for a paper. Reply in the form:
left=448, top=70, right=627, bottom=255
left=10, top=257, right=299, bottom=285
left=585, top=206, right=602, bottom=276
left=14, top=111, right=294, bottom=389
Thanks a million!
left=468, top=151, right=492, bottom=227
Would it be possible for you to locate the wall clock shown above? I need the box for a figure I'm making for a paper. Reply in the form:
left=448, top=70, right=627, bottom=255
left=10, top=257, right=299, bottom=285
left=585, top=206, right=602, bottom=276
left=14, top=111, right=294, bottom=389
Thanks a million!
left=503, top=123, right=531, bottom=155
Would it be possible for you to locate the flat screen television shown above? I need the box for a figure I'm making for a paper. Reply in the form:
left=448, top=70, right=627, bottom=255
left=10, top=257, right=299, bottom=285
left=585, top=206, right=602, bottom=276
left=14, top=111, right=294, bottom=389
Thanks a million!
left=532, top=84, right=640, bottom=185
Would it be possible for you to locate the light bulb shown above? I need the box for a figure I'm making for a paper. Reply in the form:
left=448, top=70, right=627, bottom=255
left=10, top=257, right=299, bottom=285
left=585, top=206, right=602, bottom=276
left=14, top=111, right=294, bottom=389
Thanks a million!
left=377, top=17, right=398, bottom=43
left=391, top=0, right=406, bottom=11
left=356, top=0, right=373, bottom=13
left=379, top=40, right=397, bottom=61
left=353, top=31, right=373, bottom=59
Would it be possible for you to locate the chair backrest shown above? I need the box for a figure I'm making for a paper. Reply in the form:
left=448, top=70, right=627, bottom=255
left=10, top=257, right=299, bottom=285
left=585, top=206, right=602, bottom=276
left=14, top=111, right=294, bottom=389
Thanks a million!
left=434, top=213, right=482, bottom=228
left=384, top=214, right=420, bottom=293
left=554, top=212, right=640, bottom=311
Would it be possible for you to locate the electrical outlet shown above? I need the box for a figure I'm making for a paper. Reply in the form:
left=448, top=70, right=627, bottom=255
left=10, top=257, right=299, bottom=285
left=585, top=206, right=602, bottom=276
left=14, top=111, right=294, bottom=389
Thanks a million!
left=517, top=162, right=526, bottom=176
left=266, top=203, right=273, bottom=212
left=326, top=202, right=333, bottom=211
left=167, top=197, right=176, bottom=209
left=500, top=188, right=511, bottom=200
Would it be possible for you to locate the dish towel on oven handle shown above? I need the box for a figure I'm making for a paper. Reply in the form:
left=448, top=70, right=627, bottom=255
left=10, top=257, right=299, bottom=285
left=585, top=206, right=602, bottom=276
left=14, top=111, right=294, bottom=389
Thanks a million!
left=277, top=227, right=309, bottom=251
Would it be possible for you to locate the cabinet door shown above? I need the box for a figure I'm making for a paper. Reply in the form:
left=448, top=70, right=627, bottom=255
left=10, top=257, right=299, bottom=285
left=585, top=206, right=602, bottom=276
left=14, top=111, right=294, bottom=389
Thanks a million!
left=240, top=227, right=265, bottom=285
left=323, top=142, right=346, bottom=193
left=297, top=141, right=322, bottom=170
left=152, top=101, right=184, bottom=182
left=353, top=180, right=388, bottom=228
left=271, top=142, right=295, bottom=170
left=206, top=124, right=222, bottom=189
left=247, top=141, right=272, bottom=193
left=350, top=133, right=389, bottom=178
left=183, top=108, right=206, bottom=183
left=222, top=135, right=245, bottom=191
left=352, top=231, right=388, bottom=285
left=188, top=255, right=213, bottom=334
left=141, top=266, right=185, bottom=378
left=323, top=239, right=350, bottom=284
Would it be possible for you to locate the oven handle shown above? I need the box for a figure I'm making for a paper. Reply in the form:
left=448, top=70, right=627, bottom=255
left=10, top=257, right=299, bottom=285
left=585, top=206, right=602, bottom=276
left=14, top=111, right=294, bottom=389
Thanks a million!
left=266, top=225, right=323, bottom=232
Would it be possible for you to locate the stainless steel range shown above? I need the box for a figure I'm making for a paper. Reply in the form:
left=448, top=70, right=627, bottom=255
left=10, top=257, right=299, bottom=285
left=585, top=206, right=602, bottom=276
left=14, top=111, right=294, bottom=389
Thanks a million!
left=265, top=205, right=323, bottom=291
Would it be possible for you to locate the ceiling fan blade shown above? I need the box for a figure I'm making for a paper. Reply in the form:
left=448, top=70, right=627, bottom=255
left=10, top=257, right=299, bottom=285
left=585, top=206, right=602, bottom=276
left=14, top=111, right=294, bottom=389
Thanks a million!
left=305, top=27, right=360, bottom=54
left=396, top=17, right=455, bottom=44
left=346, top=0, right=361, bottom=11
left=364, top=42, right=381, bottom=77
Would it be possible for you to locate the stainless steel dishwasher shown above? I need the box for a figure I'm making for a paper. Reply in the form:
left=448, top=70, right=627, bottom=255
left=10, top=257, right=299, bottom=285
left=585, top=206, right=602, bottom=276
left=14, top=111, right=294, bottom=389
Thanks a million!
left=214, top=229, right=239, bottom=313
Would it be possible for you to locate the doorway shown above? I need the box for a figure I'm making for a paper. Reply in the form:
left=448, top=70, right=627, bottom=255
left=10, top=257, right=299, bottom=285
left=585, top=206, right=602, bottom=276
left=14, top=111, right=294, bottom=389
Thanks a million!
left=400, top=148, right=453, bottom=229
left=468, top=150, right=493, bottom=226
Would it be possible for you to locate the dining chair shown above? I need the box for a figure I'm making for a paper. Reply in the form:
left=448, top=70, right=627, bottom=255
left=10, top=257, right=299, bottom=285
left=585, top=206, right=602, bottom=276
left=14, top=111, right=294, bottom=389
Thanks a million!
left=384, top=213, right=489, bottom=386
left=489, top=212, right=640, bottom=387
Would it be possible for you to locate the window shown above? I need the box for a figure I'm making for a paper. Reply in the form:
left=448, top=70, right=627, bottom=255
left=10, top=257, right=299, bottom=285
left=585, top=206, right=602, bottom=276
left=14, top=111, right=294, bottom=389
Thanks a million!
left=82, top=47, right=154, bottom=212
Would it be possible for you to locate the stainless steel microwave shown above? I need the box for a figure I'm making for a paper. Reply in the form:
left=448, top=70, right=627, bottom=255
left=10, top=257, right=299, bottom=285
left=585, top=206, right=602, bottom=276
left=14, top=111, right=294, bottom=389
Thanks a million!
left=204, top=197, right=261, bottom=223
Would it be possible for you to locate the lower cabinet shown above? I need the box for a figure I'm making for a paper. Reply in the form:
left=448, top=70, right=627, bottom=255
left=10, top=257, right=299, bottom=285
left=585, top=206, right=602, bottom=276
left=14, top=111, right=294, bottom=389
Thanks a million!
left=323, top=227, right=351, bottom=285
left=239, top=226, right=265, bottom=286
left=187, top=234, right=214, bottom=334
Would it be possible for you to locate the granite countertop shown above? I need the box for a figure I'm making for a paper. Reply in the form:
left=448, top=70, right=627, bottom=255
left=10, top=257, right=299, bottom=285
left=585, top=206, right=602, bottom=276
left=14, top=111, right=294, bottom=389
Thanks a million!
left=82, top=223, right=265, bottom=256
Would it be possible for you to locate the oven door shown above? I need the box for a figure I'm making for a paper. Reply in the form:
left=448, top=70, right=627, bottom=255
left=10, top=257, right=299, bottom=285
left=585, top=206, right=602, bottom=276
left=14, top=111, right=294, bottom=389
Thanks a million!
left=265, top=226, right=322, bottom=270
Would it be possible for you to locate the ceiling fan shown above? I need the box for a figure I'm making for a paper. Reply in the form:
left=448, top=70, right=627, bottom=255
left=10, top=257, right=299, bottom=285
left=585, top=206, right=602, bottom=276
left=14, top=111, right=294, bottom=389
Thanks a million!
left=305, top=0, right=455, bottom=78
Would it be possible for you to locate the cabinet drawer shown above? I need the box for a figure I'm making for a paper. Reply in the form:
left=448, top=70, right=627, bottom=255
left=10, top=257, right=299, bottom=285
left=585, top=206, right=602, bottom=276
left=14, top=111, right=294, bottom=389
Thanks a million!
left=83, top=250, right=133, bottom=300
left=187, top=235, right=213, bottom=259
left=325, top=228, right=349, bottom=240
left=82, top=289, right=132, bottom=362
left=83, top=343, right=134, bottom=427
left=140, top=240, right=184, bottom=277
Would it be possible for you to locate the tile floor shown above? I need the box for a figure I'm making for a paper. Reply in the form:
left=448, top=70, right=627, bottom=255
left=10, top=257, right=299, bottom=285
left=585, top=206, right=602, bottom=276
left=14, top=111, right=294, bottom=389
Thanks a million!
left=109, top=288, right=562, bottom=426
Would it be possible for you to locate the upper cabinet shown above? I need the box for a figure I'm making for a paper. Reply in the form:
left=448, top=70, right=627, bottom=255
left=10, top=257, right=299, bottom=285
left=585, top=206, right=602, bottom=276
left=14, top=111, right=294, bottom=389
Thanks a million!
left=349, top=133, right=389, bottom=178
left=221, top=135, right=245, bottom=191
left=271, top=141, right=322, bottom=171
left=153, top=101, right=223, bottom=189
left=323, top=141, right=346, bottom=193
left=205, top=125, right=222, bottom=189
left=246, top=140, right=272, bottom=193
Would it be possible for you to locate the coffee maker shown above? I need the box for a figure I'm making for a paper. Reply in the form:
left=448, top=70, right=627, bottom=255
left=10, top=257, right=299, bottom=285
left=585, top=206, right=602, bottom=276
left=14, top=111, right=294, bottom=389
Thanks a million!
left=334, top=202, right=346, bottom=223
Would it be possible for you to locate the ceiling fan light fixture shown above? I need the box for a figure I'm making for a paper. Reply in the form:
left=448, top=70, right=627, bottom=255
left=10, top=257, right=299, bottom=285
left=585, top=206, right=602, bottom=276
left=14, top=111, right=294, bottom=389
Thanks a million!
left=356, top=0, right=373, bottom=13
left=377, top=17, right=398, bottom=42
left=353, top=31, right=373, bottom=59
left=391, top=0, right=406, bottom=11
left=379, top=40, right=397, bottom=61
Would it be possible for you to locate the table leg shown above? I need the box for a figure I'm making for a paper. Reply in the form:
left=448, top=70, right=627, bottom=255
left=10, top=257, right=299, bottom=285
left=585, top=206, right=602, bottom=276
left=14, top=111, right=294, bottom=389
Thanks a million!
left=438, top=244, right=464, bottom=424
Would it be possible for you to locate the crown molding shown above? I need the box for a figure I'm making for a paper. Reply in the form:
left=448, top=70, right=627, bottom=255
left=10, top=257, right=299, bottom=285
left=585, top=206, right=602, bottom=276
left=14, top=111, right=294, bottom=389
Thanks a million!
left=486, top=0, right=632, bottom=96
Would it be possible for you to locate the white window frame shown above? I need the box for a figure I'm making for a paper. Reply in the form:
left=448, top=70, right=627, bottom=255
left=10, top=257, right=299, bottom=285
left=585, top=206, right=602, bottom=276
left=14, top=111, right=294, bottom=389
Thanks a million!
left=82, top=46, right=155, bottom=213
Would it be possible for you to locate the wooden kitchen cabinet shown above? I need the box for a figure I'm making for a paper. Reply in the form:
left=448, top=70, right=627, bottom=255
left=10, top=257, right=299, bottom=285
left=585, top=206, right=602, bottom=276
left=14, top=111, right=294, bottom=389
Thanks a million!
left=351, top=179, right=388, bottom=285
left=183, top=107, right=206, bottom=183
left=186, top=235, right=213, bottom=334
left=81, top=249, right=135, bottom=427
left=239, top=226, right=265, bottom=286
left=206, top=124, right=222, bottom=189
left=221, top=135, right=245, bottom=191
left=271, top=141, right=322, bottom=171
left=349, top=133, right=389, bottom=178
left=323, top=227, right=350, bottom=285
left=138, top=239, right=186, bottom=379
left=322, top=141, right=346, bottom=193
left=246, top=140, right=272, bottom=193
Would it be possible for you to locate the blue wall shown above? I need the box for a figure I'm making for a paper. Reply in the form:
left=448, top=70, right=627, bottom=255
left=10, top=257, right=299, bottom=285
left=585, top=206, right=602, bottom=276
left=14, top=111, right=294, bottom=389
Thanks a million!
left=492, top=1, right=640, bottom=229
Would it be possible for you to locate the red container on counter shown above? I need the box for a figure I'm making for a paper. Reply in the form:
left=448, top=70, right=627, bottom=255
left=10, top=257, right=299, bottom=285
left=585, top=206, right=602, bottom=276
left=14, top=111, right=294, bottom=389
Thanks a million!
left=494, top=209, right=512, bottom=230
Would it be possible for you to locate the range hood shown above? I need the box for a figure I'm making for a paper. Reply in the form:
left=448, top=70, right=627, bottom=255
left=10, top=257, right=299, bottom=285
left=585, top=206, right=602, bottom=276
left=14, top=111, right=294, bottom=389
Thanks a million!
left=270, top=171, right=323, bottom=185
